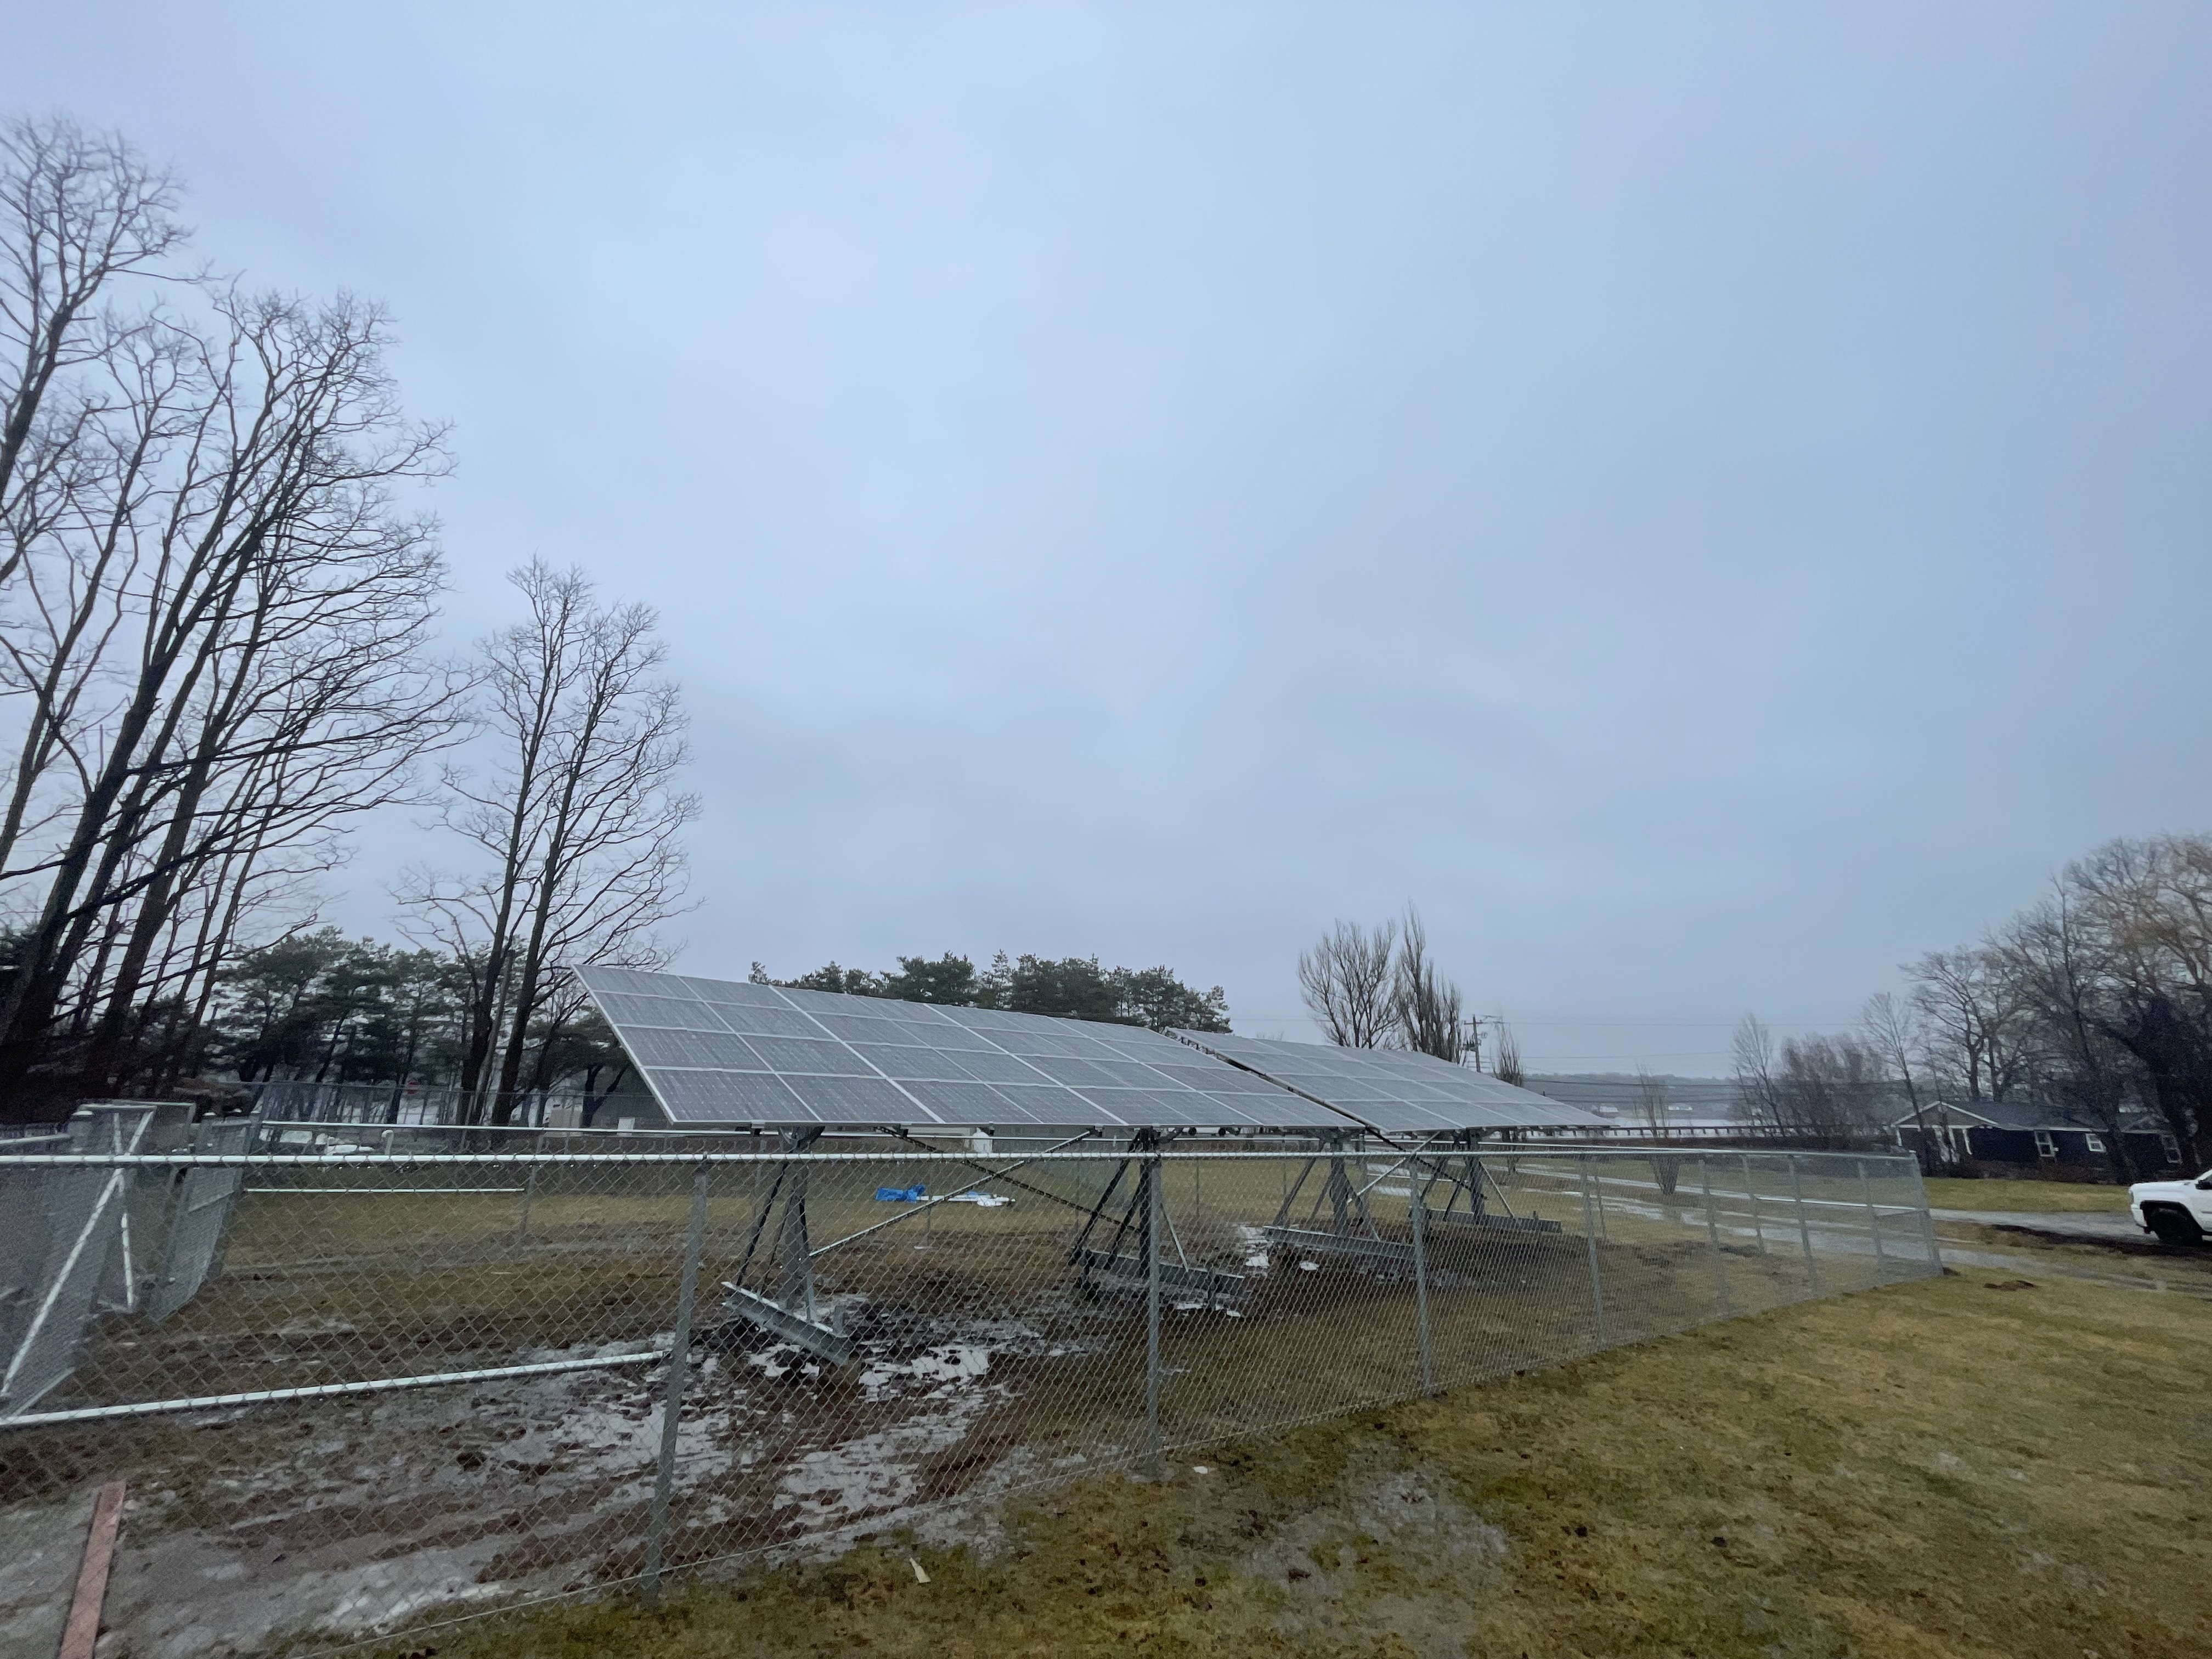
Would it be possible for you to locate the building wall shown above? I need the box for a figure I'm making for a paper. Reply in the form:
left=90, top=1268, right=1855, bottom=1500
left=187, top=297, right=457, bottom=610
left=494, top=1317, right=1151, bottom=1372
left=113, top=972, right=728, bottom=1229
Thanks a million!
left=1895, top=1122, right=2183, bottom=1182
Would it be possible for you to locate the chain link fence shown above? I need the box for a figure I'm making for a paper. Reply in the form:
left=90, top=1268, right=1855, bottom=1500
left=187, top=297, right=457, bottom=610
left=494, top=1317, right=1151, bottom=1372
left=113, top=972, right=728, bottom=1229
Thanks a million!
left=240, top=1080, right=609, bottom=1130
left=0, top=1116, right=1938, bottom=1658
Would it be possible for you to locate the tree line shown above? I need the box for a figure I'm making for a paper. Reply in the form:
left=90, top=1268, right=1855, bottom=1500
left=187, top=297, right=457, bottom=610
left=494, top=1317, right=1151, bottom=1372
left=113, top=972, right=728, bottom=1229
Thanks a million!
left=0, top=115, right=689, bottom=1122
left=1733, top=832, right=2212, bottom=1174
left=751, top=951, right=1232, bottom=1034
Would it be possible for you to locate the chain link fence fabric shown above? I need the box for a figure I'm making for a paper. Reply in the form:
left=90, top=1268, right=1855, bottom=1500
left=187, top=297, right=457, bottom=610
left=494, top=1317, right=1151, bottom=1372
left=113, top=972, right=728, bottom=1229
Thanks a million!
left=0, top=1132, right=1939, bottom=1657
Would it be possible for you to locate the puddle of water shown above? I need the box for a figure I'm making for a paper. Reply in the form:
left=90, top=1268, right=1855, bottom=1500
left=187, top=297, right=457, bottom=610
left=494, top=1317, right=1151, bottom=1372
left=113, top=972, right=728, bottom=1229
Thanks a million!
left=857, top=1343, right=992, bottom=1398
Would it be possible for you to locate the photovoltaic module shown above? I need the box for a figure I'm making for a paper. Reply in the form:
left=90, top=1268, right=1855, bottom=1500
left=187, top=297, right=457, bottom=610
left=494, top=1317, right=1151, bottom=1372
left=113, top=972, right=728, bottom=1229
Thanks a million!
left=581, top=967, right=1605, bottom=1136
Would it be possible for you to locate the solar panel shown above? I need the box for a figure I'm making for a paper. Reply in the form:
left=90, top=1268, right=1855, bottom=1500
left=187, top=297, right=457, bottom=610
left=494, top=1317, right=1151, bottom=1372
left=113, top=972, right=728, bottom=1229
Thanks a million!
left=582, top=968, right=1341, bottom=1131
left=1169, top=1031, right=1607, bottom=1135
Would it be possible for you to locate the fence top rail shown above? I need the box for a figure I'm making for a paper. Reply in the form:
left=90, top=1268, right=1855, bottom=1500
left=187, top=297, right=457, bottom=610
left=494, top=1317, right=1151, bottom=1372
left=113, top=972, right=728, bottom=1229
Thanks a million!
left=0, top=1145, right=1928, bottom=1171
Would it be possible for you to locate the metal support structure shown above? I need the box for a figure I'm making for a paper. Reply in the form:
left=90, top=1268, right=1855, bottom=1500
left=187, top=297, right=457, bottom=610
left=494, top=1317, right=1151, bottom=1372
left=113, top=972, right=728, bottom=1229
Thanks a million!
left=1700, top=1160, right=1730, bottom=1317
left=1267, top=1133, right=1375, bottom=1237
left=1858, top=1159, right=1888, bottom=1279
left=642, top=1163, right=710, bottom=1602
left=1578, top=1160, right=1605, bottom=1346
left=1409, top=1176, right=1435, bottom=1395
left=1916, top=1168, right=1944, bottom=1271
left=1420, top=1145, right=1561, bottom=1235
left=1740, top=1153, right=1767, bottom=1254
left=1069, top=1136, right=1244, bottom=1303
left=515, top=1166, right=539, bottom=1245
left=777, top=1142, right=816, bottom=1322
left=1325, top=1145, right=1356, bottom=1237
left=1261, top=1132, right=1415, bottom=1263
left=1262, top=1227, right=1415, bottom=1263
left=1143, top=1148, right=1164, bottom=1479
left=723, top=1128, right=850, bottom=1362
left=1789, top=1155, right=1819, bottom=1291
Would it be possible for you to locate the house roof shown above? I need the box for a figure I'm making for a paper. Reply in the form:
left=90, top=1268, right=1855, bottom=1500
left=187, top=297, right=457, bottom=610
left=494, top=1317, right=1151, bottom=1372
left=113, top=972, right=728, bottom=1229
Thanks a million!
left=1887, top=1099, right=2166, bottom=1135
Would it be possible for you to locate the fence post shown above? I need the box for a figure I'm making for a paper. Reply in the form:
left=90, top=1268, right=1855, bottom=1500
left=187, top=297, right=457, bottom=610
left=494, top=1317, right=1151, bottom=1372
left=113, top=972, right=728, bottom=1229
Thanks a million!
left=1699, top=1159, right=1730, bottom=1317
left=1739, top=1153, right=1767, bottom=1254
left=642, top=1161, right=711, bottom=1602
left=1914, top=1164, right=1944, bottom=1273
left=1578, top=1159, right=1606, bottom=1346
left=1789, top=1155, right=1820, bottom=1293
left=1410, top=1169, right=1435, bottom=1395
left=515, top=1166, right=539, bottom=1246
left=1144, top=1149, right=1164, bottom=1478
left=1858, top=1159, right=1888, bottom=1280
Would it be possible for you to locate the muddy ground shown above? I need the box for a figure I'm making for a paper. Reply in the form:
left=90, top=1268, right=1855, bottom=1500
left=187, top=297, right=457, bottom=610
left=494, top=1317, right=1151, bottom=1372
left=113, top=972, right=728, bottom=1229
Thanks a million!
left=0, top=1180, right=1891, bottom=1657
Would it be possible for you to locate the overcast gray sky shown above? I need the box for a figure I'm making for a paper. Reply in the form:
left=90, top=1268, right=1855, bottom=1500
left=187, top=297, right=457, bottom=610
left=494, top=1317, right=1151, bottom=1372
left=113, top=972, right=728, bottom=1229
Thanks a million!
left=12, top=3, right=2209, bottom=1070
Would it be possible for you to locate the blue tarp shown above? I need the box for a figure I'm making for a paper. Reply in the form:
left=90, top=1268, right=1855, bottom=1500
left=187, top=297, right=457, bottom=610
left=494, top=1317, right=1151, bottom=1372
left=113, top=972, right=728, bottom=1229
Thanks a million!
left=874, top=1184, right=927, bottom=1203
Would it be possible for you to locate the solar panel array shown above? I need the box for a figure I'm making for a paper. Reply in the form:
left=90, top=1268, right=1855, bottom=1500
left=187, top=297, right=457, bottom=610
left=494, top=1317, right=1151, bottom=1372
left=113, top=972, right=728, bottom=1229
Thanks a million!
left=1170, top=1030, right=1607, bottom=1136
left=580, top=967, right=1329, bottom=1131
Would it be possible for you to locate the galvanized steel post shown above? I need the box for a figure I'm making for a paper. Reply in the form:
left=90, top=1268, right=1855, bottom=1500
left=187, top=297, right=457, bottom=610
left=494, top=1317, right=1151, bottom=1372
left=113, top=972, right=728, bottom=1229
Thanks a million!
left=1789, top=1155, right=1819, bottom=1292
left=1410, top=1172, right=1435, bottom=1395
left=1858, top=1159, right=1888, bottom=1279
left=1700, top=1159, right=1730, bottom=1317
left=515, top=1166, right=539, bottom=1246
left=1915, top=1165, right=1944, bottom=1273
left=1144, top=1150, right=1164, bottom=1478
left=642, top=1161, right=711, bottom=1602
left=1740, top=1153, right=1767, bottom=1254
left=1578, top=1159, right=1606, bottom=1346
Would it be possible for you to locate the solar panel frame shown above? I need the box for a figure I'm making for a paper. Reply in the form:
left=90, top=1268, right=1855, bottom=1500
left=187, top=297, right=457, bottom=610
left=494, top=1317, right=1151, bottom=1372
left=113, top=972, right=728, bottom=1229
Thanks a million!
left=1169, top=1030, right=1609, bottom=1135
left=708, top=1006, right=827, bottom=1040
left=616, top=1029, right=768, bottom=1070
left=582, top=968, right=1333, bottom=1132
left=580, top=967, right=1609, bottom=1136
left=845, top=1043, right=977, bottom=1082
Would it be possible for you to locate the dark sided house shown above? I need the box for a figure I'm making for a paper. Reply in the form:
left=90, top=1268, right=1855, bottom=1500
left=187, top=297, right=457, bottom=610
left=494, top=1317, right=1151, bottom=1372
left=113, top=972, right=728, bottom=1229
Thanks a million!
left=1888, top=1099, right=2183, bottom=1179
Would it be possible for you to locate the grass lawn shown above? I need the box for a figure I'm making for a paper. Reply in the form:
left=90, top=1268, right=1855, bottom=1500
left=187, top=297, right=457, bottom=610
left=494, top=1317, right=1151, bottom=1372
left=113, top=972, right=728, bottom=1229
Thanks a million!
left=1922, top=1176, right=2134, bottom=1212
left=373, top=1260, right=2212, bottom=1659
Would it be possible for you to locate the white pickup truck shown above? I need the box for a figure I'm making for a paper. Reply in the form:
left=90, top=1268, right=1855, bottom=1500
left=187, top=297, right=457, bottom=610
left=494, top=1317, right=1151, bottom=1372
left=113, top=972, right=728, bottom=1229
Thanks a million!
left=2129, top=1170, right=2212, bottom=1245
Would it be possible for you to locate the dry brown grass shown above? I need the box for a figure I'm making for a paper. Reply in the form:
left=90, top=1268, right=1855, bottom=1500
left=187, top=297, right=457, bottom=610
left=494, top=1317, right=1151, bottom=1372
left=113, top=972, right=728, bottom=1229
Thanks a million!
left=365, top=1261, right=2212, bottom=1659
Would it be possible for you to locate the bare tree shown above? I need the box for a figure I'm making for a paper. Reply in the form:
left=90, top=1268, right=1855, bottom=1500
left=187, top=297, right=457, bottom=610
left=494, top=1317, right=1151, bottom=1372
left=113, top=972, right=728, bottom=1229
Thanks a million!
left=1990, top=886, right=2141, bottom=1179
left=1489, top=1019, right=1525, bottom=1086
left=0, top=124, right=456, bottom=1111
left=2064, top=836, right=2212, bottom=1168
left=1297, top=917, right=1397, bottom=1047
left=403, top=562, right=696, bottom=1125
left=1730, top=1013, right=1780, bottom=1127
left=1860, top=991, right=1940, bottom=1170
left=1, top=114, right=185, bottom=584
left=1636, top=1064, right=1683, bottom=1195
left=1773, top=1032, right=1884, bottom=1143
left=1635, top=1065, right=1670, bottom=1137
left=1908, top=945, right=2032, bottom=1102
left=1391, top=906, right=1466, bottom=1063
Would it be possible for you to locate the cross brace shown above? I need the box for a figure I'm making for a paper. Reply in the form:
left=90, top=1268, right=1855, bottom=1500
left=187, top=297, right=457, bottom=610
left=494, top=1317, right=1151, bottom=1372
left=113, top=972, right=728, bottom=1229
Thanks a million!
left=1065, top=1138, right=1245, bottom=1308
left=721, top=1127, right=852, bottom=1365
